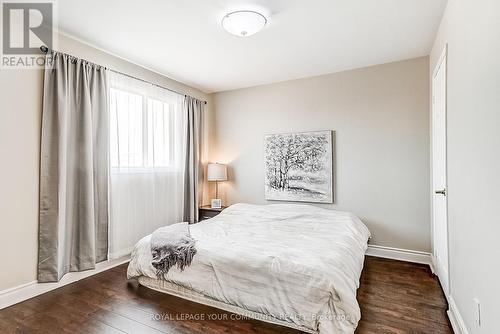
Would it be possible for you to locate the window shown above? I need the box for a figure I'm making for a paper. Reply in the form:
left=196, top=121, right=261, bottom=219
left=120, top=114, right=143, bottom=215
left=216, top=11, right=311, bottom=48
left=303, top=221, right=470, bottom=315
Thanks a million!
left=110, top=87, right=182, bottom=171
left=108, top=73, right=186, bottom=259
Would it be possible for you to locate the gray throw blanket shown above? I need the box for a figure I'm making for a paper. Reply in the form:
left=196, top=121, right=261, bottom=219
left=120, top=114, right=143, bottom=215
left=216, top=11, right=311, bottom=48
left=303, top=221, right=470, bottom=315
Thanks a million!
left=150, top=222, right=197, bottom=278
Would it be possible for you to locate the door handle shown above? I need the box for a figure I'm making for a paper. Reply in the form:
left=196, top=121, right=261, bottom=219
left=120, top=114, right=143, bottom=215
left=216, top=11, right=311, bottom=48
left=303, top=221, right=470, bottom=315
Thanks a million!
left=435, top=189, right=447, bottom=196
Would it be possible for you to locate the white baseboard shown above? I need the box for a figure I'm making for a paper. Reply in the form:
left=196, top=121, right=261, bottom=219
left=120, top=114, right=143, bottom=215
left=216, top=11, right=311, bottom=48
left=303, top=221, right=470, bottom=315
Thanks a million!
left=0, top=255, right=130, bottom=310
left=0, top=246, right=445, bottom=317
left=447, top=296, right=470, bottom=334
left=367, top=245, right=470, bottom=334
left=429, top=254, right=436, bottom=274
left=366, top=244, right=433, bottom=267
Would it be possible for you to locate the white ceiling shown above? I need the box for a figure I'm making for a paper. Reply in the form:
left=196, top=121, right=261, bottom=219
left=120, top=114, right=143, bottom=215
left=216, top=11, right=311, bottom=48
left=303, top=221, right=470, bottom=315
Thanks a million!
left=56, top=0, right=447, bottom=93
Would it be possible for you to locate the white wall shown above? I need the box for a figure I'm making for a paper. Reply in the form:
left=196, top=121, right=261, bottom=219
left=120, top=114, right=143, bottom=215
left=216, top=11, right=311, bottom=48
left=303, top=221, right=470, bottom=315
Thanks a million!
left=0, top=68, right=43, bottom=292
left=0, top=33, right=212, bottom=291
left=212, top=57, right=431, bottom=252
left=430, top=1, right=500, bottom=333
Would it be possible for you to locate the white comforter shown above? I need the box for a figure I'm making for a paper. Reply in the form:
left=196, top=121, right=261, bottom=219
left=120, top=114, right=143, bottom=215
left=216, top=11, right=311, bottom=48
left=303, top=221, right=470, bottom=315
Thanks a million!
left=127, top=203, right=370, bottom=333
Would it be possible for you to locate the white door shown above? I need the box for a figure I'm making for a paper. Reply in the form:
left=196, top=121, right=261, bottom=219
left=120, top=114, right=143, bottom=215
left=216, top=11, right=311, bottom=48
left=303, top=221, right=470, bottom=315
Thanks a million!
left=432, top=46, right=449, bottom=295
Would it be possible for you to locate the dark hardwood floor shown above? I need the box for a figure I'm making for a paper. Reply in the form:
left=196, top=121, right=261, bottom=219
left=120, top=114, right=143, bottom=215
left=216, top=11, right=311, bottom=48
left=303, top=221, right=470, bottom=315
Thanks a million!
left=0, top=256, right=452, bottom=334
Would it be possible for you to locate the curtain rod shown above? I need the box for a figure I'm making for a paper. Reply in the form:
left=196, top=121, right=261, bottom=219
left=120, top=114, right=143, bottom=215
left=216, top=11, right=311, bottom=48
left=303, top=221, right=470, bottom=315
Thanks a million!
left=40, top=45, right=207, bottom=105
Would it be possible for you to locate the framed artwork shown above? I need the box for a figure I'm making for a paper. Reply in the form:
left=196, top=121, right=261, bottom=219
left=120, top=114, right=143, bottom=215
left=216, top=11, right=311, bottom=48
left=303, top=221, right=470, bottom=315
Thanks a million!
left=264, top=130, right=334, bottom=203
left=211, top=199, right=222, bottom=209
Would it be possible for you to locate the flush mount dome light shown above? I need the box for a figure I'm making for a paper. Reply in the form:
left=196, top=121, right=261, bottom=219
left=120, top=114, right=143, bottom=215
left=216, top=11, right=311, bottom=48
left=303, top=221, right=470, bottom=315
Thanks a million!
left=222, top=10, right=267, bottom=37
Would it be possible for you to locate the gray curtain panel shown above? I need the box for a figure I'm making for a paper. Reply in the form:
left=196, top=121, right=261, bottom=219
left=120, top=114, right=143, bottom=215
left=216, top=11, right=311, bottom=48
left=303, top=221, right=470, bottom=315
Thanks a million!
left=183, top=96, right=204, bottom=224
left=38, top=52, right=109, bottom=282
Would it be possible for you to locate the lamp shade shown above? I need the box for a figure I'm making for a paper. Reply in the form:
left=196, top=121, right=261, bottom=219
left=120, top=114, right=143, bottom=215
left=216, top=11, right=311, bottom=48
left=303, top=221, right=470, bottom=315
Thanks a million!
left=207, top=163, right=227, bottom=181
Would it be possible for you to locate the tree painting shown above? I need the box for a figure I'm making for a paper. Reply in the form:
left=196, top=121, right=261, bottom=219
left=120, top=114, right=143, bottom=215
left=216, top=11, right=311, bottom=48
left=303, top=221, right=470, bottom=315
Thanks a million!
left=264, top=131, right=333, bottom=203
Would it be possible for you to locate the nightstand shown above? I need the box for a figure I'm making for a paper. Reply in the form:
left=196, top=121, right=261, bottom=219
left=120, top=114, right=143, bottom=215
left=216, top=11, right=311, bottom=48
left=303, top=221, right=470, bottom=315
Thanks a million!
left=199, top=205, right=227, bottom=221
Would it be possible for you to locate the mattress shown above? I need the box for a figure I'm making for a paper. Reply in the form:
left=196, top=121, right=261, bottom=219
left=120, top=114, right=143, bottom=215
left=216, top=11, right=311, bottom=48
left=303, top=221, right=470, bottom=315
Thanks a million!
left=138, top=276, right=316, bottom=333
left=128, top=203, right=370, bottom=333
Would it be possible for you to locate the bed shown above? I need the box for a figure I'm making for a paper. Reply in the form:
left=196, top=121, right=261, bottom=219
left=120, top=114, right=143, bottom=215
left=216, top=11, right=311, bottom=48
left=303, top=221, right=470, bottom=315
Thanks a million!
left=127, top=203, right=370, bottom=333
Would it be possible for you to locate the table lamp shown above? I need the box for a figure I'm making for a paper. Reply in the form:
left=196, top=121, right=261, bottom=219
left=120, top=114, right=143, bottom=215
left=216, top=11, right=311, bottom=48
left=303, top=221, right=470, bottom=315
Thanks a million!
left=207, top=163, right=227, bottom=208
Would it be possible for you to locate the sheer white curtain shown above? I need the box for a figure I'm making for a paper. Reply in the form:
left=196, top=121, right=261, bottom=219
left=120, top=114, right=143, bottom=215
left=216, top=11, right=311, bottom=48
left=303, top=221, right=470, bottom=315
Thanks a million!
left=108, top=72, right=185, bottom=258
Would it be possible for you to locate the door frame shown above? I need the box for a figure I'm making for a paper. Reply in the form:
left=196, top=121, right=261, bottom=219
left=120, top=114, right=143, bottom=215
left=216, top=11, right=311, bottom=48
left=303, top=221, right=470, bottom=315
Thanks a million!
left=430, top=44, right=450, bottom=298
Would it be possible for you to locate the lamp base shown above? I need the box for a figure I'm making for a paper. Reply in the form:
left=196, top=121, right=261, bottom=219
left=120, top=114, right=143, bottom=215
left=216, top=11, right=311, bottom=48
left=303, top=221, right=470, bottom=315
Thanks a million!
left=211, top=199, right=222, bottom=209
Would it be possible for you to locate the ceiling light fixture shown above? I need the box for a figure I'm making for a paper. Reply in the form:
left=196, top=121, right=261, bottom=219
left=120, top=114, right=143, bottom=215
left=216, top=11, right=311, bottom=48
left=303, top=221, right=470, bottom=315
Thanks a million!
left=222, top=10, right=267, bottom=37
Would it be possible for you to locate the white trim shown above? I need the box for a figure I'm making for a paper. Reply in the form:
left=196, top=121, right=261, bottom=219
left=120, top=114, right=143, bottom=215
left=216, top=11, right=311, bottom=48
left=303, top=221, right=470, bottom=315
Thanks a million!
left=0, top=256, right=130, bottom=310
left=1, top=247, right=449, bottom=330
left=432, top=44, right=448, bottom=79
left=366, top=245, right=433, bottom=267
left=0, top=247, right=437, bottom=307
left=447, top=296, right=470, bottom=334
left=366, top=245, right=470, bottom=333
left=429, top=254, right=436, bottom=274
left=430, top=43, right=451, bottom=296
